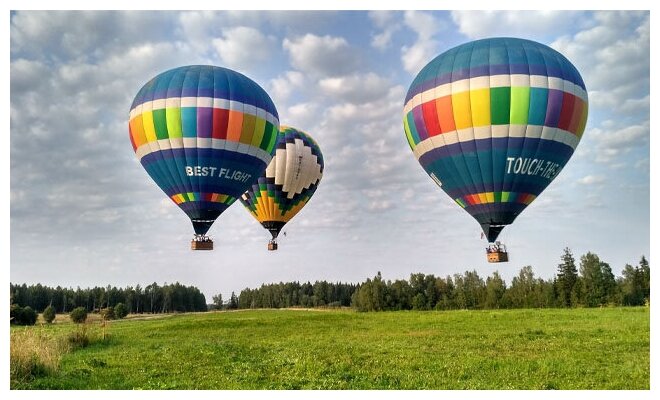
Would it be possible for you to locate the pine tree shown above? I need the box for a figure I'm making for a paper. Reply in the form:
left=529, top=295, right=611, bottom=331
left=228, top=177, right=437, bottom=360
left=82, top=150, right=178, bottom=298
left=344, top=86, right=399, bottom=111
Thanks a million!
left=485, top=271, right=506, bottom=309
left=639, top=256, right=650, bottom=303
left=580, top=252, right=604, bottom=307
left=556, top=247, right=578, bottom=307
left=228, top=292, right=239, bottom=309
left=599, top=262, right=616, bottom=305
left=42, top=305, right=56, bottom=324
left=621, top=263, right=644, bottom=306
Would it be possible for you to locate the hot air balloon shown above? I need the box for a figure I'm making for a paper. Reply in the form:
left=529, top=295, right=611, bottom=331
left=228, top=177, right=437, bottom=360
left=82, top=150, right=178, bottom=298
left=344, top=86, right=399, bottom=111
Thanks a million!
left=240, top=126, right=324, bottom=250
left=129, top=65, right=279, bottom=250
left=403, top=38, right=588, bottom=262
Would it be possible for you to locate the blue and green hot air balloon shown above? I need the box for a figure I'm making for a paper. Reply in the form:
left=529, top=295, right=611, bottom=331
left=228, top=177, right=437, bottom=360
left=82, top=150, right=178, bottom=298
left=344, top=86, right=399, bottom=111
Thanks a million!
left=129, top=65, right=279, bottom=250
left=403, top=38, right=588, bottom=262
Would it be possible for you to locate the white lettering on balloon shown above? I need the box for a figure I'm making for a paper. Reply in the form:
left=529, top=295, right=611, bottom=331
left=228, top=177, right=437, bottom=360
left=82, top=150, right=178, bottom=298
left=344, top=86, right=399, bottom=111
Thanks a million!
left=505, top=157, right=562, bottom=180
left=185, top=166, right=252, bottom=182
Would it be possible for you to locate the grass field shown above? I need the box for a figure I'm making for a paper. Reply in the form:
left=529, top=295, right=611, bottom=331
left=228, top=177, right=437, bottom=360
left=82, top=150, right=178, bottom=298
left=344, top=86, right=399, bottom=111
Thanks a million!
left=10, top=307, right=649, bottom=390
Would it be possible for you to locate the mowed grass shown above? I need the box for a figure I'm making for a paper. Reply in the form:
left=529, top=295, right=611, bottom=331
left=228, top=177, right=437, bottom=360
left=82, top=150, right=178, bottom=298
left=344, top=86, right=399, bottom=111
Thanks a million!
left=12, top=307, right=649, bottom=389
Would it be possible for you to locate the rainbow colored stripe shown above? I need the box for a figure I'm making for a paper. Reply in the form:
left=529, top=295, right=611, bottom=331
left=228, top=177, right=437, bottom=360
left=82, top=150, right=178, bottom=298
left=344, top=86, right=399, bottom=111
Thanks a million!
left=404, top=38, right=588, bottom=241
left=404, top=81, right=587, bottom=147
left=454, top=192, right=537, bottom=208
left=171, top=193, right=236, bottom=205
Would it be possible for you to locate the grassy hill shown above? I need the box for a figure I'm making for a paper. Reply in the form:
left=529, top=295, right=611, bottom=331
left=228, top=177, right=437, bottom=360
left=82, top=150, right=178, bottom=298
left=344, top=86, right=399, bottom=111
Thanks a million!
left=11, top=307, right=649, bottom=389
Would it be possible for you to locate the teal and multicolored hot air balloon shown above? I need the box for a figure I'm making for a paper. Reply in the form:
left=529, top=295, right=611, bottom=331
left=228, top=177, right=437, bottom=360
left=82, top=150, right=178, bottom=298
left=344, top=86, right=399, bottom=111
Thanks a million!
left=129, top=65, right=279, bottom=249
left=240, top=126, right=324, bottom=250
left=403, top=38, right=588, bottom=260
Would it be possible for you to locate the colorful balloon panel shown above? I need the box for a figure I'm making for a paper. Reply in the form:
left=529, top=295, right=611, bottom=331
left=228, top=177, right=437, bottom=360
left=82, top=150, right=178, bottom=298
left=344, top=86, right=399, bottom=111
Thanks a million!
left=240, top=126, right=324, bottom=239
left=129, top=65, right=279, bottom=235
left=403, top=38, right=588, bottom=241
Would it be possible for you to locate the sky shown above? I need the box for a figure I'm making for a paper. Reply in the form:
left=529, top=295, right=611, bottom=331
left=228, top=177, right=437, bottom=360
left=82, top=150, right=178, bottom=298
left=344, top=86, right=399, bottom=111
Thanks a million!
left=8, top=9, right=651, bottom=301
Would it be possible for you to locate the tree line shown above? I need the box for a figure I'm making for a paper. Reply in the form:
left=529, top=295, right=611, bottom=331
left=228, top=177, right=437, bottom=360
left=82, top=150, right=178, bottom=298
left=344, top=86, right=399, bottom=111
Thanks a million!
left=211, top=281, right=357, bottom=310
left=351, top=250, right=649, bottom=311
left=10, top=249, right=650, bottom=315
left=9, top=282, right=207, bottom=314
left=218, top=249, right=649, bottom=311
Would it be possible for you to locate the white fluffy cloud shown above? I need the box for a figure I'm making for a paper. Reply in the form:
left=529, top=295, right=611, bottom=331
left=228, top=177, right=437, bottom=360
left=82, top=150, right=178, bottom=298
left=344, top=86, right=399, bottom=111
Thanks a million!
left=549, top=12, right=649, bottom=169
left=318, top=73, right=391, bottom=103
left=212, top=26, right=276, bottom=71
left=404, top=10, right=442, bottom=41
left=268, top=70, right=306, bottom=103
left=400, top=11, right=444, bottom=74
left=9, top=59, right=50, bottom=93
left=577, top=175, right=605, bottom=185
left=552, top=12, right=649, bottom=112
left=283, top=34, right=360, bottom=77
left=11, top=11, right=176, bottom=61
left=369, top=11, right=401, bottom=51
left=585, top=122, right=649, bottom=164
left=451, top=10, right=585, bottom=40
left=285, top=102, right=320, bottom=131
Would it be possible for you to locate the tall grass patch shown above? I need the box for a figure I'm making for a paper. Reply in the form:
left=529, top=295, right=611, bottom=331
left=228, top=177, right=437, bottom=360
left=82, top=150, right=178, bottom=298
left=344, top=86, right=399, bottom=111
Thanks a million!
left=10, top=328, right=67, bottom=383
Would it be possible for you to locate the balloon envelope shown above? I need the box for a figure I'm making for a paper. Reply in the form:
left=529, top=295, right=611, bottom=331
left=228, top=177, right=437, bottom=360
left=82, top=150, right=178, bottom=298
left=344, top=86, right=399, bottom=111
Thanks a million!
left=129, top=65, right=279, bottom=235
left=240, top=126, right=324, bottom=239
left=403, top=38, right=588, bottom=241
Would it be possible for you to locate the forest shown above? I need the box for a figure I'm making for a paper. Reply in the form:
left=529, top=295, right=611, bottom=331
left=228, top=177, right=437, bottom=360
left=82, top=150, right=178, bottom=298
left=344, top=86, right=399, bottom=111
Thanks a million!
left=9, top=281, right=207, bottom=314
left=10, top=249, right=650, bottom=315
left=227, top=249, right=650, bottom=311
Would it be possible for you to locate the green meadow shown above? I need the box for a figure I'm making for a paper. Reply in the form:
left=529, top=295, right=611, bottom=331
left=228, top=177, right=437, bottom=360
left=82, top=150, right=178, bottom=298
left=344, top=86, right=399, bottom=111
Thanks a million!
left=11, top=307, right=649, bottom=390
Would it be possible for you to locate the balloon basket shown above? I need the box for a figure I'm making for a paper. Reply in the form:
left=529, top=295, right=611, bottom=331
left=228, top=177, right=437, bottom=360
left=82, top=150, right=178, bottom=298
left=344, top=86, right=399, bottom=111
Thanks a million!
left=191, top=239, right=213, bottom=251
left=486, top=250, right=508, bottom=263
left=268, top=241, right=278, bottom=251
left=486, top=242, right=508, bottom=263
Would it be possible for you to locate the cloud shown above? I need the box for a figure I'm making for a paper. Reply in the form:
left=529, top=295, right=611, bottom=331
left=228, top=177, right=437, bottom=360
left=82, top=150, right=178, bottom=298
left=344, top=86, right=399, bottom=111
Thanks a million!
left=400, top=11, right=444, bottom=74
left=634, top=158, right=649, bottom=170
left=11, top=11, right=176, bottom=62
left=404, top=10, right=442, bottom=40
left=178, top=11, right=223, bottom=46
left=283, top=34, right=360, bottom=77
left=368, top=11, right=402, bottom=50
left=284, top=102, right=320, bottom=130
left=401, top=40, right=438, bottom=75
left=307, top=82, right=432, bottom=227
left=595, top=123, right=648, bottom=149
left=318, top=73, right=391, bottom=103
left=551, top=11, right=649, bottom=113
left=585, top=122, right=649, bottom=164
left=212, top=26, right=276, bottom=71
left=451, top=10, right=585, bottom=40
left=577, top=175, right=605, bottom=185
left=9, top=59, right=50, bottom=93
left=268, top=70, right=306, bottom=103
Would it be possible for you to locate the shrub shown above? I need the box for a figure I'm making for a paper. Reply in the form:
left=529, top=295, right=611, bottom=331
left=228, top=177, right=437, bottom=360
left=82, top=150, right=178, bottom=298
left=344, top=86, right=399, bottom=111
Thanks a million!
left=67, top=325, right=91, bottom=348
left=10, top=304, right=22, bottom=323
left=69, top=307, right=87, bottom=324
left=100, top=307, right=115, bottom=321
left=10, top=305, right=38, bottom=326
left=114, top=303, right=128, bottom=319
left=42, top=305, right=56, bottom=324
